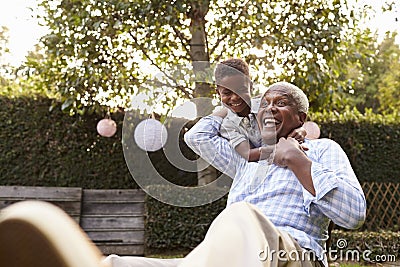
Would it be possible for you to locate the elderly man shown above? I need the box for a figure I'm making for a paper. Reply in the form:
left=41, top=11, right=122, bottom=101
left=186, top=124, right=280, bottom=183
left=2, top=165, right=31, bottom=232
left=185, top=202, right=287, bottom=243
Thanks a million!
left=176, top=81, right=365, bottom=267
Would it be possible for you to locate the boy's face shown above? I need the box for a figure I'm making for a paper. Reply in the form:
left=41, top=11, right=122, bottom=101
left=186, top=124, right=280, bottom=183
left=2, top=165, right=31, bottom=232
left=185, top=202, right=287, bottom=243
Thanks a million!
left=216, top=74, right=252, bottom=115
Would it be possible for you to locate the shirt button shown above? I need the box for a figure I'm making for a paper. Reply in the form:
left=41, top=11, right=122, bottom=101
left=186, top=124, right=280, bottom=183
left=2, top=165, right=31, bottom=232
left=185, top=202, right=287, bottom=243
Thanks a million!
left=243, top=117, right=250, bottom=126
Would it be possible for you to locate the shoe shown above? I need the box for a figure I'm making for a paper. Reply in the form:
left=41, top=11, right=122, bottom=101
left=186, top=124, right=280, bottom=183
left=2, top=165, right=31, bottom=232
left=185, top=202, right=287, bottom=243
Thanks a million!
left=0, top=200, right=109, bottom=267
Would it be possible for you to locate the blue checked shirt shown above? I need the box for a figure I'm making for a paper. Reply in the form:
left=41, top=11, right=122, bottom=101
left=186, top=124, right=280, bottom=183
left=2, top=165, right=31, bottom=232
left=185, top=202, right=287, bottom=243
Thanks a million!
left=184, top=116, right=366, bottom=260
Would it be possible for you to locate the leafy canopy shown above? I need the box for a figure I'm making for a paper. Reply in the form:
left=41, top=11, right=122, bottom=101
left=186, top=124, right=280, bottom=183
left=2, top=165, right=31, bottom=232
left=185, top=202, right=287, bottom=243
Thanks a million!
left=31, top=0, right=372, bottom=115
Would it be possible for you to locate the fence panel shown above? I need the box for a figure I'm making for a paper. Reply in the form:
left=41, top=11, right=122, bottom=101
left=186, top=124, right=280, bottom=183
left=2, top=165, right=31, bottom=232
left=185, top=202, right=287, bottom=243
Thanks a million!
left=361, top=182, right=400, bottom=231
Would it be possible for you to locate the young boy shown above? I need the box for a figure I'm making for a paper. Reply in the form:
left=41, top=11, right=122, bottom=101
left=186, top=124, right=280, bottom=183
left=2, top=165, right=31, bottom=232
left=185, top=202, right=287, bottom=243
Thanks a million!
left=214, top=58, right=306, bottom=161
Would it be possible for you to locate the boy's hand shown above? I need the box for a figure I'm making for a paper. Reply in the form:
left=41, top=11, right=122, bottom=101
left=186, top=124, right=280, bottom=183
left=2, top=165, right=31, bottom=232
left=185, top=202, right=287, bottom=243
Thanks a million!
left=288, top=126, right=307, bottom=144
left=212, top=107, right=228, bottom=118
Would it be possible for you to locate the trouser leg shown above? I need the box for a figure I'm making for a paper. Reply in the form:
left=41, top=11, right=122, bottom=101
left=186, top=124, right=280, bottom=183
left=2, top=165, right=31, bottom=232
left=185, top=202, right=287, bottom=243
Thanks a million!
left=178, top=202, right=314, bottom=267
left=103, top=202, right=320, bottom=267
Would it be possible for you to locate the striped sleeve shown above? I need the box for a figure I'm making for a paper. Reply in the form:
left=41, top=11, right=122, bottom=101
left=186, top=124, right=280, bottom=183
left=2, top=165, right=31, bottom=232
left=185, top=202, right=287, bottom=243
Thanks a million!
left=184, top=116, right=245, bottom=179
left=302, top=139, right=366, bottom=229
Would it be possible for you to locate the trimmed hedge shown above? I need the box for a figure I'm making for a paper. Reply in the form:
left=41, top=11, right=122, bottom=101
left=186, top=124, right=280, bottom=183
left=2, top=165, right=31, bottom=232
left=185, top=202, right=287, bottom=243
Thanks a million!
left=311, top=108, right=400, bottom=183
left=0, top=95, right=133, bottom=188
left=145, top=186, right=227, bottom=254
left=0, top=95, right=197, bottom=188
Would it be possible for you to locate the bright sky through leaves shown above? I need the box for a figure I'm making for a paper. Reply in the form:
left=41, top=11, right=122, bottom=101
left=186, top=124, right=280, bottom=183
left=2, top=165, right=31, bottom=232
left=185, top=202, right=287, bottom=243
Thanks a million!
left=0, top=0, right=398, bottom=66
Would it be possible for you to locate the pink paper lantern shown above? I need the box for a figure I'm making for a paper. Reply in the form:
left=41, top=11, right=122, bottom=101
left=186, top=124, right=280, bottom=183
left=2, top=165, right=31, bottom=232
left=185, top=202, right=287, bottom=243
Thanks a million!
left=97, top=118, right=117, bottom=137
left=303, top=121, right=320, bottom=140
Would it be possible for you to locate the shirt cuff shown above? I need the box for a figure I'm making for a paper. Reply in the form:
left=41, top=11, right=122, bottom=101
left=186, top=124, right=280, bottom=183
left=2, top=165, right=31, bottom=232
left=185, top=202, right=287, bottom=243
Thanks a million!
left=230, top=137, right=247, bottom=148
left=302, top=162, right=339, bottom=215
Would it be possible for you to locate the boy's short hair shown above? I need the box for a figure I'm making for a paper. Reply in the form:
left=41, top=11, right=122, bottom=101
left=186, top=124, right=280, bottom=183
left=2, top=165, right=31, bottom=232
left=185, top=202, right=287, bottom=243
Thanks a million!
left=215, top=58, right=250, bottom=85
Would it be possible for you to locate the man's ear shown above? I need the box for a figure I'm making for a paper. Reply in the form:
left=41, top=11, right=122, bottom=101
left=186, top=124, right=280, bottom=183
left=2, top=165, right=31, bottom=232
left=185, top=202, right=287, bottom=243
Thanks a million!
left=299, top=112, right=307, bottom=124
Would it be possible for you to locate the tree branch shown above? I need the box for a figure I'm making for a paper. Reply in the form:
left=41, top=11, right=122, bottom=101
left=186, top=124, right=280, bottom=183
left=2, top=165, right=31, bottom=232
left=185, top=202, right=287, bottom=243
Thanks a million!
left=171, top=24, right=192, bottom=61
left=128, top=32, right=170, bottom=78
left=128, top=31, right=191, bottom=97
left=128, top=34, right=192, bottom=98
left=148, top=79, right=192, bottom=99
left=209, top=0, right=252, bottom=57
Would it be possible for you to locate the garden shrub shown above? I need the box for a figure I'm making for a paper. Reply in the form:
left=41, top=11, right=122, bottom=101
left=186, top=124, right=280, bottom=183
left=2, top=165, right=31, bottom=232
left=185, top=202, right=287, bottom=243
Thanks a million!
left=144, top=185, right=227, bottom=254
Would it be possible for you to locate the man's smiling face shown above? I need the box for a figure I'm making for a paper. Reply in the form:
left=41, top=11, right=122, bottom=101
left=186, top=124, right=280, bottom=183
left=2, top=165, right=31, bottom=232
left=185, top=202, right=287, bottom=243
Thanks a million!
left=256, top=85, right=306, bottom=145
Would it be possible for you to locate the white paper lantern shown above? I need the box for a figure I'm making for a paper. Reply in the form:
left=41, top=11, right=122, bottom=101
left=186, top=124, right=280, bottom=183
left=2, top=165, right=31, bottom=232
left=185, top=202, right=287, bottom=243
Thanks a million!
left=303, top=121, right=321, bottom=140
left=134, top=119, right=168, bottom=152
left=97, top=118, right=117, bottom=137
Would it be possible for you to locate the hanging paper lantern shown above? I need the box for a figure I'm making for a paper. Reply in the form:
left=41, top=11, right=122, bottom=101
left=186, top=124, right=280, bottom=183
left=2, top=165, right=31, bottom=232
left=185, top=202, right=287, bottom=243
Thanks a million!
left=97, top=118, right=117, bottom=137
left=303, top=121, right=320, bottom=140
left=134, top=119, right=168, bottom=152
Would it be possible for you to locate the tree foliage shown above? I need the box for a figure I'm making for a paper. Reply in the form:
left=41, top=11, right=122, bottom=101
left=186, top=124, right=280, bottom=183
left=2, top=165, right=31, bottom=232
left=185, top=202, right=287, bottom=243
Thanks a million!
left=0, top=26, right=10, bottom=61
left=342, top=32, right=400, bottom=114
left=0, top=26, right=18, bottom=96
left=30, top=0, right=373, bottom=115
left=0, top=26, right=10, bottom=87
left=0, top=29, right=47, bottom=98
left=376, top=33, right=400, bottom=113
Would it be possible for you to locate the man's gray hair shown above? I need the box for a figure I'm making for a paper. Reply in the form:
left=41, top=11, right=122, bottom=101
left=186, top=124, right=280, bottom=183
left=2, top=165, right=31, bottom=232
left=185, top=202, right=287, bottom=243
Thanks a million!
left=267, top=82, right=309, bottom=113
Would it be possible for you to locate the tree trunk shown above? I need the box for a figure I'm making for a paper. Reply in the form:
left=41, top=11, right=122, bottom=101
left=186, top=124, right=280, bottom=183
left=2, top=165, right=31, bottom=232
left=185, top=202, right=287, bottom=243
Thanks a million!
left=189, top=1, right=218, bottom=186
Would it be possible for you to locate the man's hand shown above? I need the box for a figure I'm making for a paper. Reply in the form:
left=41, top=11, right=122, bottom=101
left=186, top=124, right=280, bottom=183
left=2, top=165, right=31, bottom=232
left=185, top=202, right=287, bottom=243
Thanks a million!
left=273, top=137, right=315, bottom=196
left=273, top=137, right=307, bottom=167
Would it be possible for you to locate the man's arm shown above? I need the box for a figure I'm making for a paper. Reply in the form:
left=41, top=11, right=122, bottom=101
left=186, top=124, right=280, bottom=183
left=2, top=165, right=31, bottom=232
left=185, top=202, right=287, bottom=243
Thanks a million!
left=273, top=137, right=315, bottom=194
left=308, top=140, right=366, bottom=229
left=184, top=116, right=245, bottom=178
left=274, top=137, right=366, bottom=229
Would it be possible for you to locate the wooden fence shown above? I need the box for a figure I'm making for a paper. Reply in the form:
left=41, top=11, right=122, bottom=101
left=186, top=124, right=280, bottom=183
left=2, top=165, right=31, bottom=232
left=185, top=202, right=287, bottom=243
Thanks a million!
left=81, top=189, right=145, bottom=255
left=361, top=182, right=400, bottom=231
left=0, top=186, right=145, bottom=256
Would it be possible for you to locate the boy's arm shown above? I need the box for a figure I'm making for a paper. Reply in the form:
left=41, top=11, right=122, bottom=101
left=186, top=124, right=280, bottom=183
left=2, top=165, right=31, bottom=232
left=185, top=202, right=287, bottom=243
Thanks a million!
left=219, top=118, right=248, bottom=151
left=235, top=141, right=273, bottom=162
left=235, top=141, right=256, bottom=162
left=184, top=116, right=245, bottom=179
left=212, top=107, right=228, bottom=118
left=213, top=108, right=263, bottom=162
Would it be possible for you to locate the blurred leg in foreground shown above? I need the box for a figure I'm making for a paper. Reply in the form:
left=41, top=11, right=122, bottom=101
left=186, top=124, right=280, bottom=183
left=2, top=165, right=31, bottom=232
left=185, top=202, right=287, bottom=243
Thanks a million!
left=0, top=201, right=109, bottom=267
